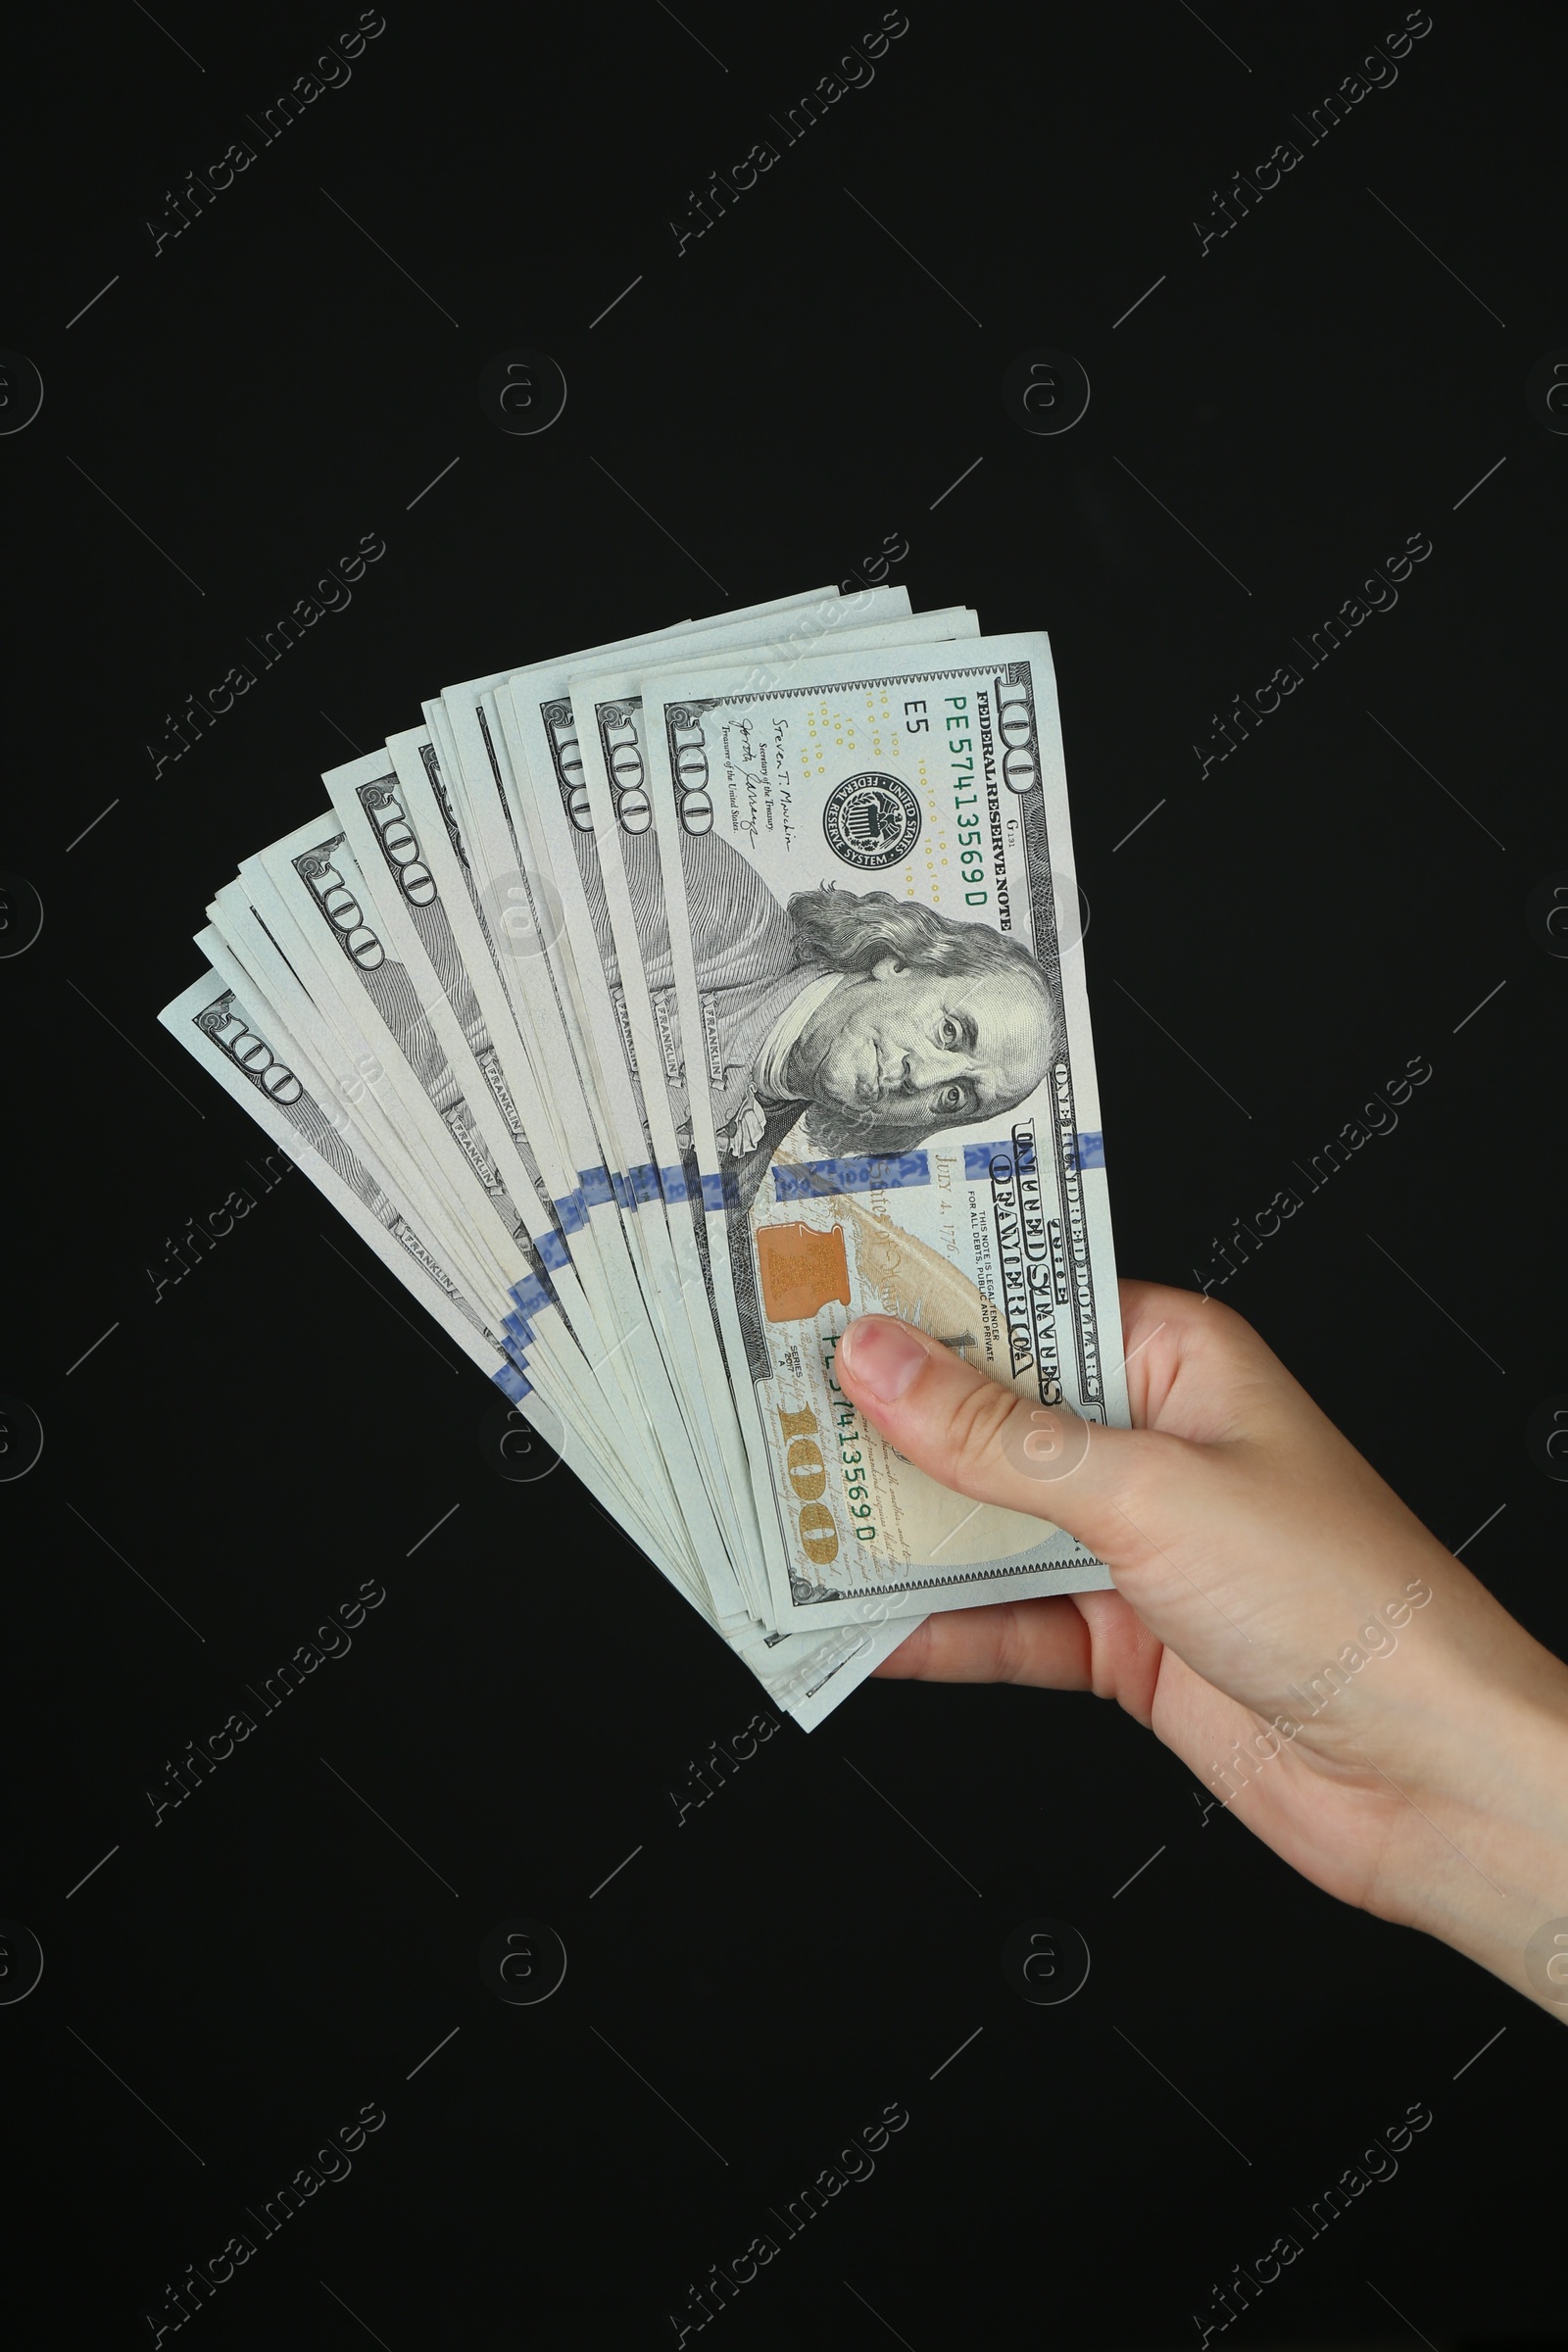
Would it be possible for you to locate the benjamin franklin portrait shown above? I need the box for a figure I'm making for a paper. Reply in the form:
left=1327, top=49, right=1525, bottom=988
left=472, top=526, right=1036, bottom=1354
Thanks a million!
left=623, top=831, right=1057, bottom=1214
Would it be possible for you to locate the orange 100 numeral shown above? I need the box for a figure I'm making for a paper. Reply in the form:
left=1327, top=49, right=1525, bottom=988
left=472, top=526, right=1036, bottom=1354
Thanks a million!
left=776, top=1406, right=838, bottom=1565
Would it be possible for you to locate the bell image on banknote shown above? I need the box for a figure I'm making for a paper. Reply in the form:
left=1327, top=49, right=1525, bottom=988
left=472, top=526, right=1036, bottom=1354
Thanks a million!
left=160, top=587, right=1129, bottom=1729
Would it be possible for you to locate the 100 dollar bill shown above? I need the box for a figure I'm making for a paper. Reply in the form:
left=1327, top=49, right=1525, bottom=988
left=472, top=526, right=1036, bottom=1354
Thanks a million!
left=641, top=633, right=1129, bottom=1633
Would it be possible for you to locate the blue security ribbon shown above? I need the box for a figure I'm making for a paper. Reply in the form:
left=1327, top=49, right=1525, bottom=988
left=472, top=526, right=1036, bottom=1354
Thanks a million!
left=771, top=1150, right=930, bottom=1202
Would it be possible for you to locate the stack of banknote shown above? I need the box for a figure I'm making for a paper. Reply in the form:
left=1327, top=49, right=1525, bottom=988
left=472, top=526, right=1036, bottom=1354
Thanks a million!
left=162, top=585, right=1130, bottom=1727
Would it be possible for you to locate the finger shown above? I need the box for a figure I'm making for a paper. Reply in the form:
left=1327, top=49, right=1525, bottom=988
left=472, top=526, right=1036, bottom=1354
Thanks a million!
left=834, top=1312, right=1200, bottom=1576
left=835, top=1311, right=1263, bottom=1693
left=875, top=1596, right=1094, bottom=1688
left=876, top=1587, right=1166, bottom=1721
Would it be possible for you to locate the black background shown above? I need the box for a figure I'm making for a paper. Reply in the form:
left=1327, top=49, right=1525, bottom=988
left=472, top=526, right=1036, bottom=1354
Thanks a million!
left=3, top=3, right=1565, bottom=2345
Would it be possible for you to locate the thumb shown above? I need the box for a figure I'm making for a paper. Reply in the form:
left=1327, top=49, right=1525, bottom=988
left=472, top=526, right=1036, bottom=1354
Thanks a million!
left=833, top=1313, right=1229, bottom=1633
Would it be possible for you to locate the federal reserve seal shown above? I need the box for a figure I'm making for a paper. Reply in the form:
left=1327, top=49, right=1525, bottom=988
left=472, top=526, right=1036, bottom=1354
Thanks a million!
left=821, top=772, right=921, bottom=871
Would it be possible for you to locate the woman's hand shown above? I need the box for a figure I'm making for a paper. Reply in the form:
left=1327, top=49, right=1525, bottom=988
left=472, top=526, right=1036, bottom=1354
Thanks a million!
left=835, top=1283, right=1568, bottom=2015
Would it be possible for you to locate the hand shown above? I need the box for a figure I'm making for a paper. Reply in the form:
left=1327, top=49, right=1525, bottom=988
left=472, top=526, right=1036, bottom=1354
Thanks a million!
left=834, top=1283, right=1568, bottom=2015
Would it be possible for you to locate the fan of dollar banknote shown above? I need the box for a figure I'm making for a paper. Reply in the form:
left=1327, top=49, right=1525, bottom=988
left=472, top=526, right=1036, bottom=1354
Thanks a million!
left=162, top=585, right=1130, bottom=1728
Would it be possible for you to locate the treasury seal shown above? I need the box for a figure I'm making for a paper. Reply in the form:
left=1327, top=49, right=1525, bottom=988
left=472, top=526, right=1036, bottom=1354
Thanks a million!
left=821, top=772, right=922, bottom=871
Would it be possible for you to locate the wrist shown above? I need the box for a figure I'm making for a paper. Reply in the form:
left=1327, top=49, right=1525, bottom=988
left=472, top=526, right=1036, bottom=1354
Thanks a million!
left=1392, top=1650, right=1568, bottom=2017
